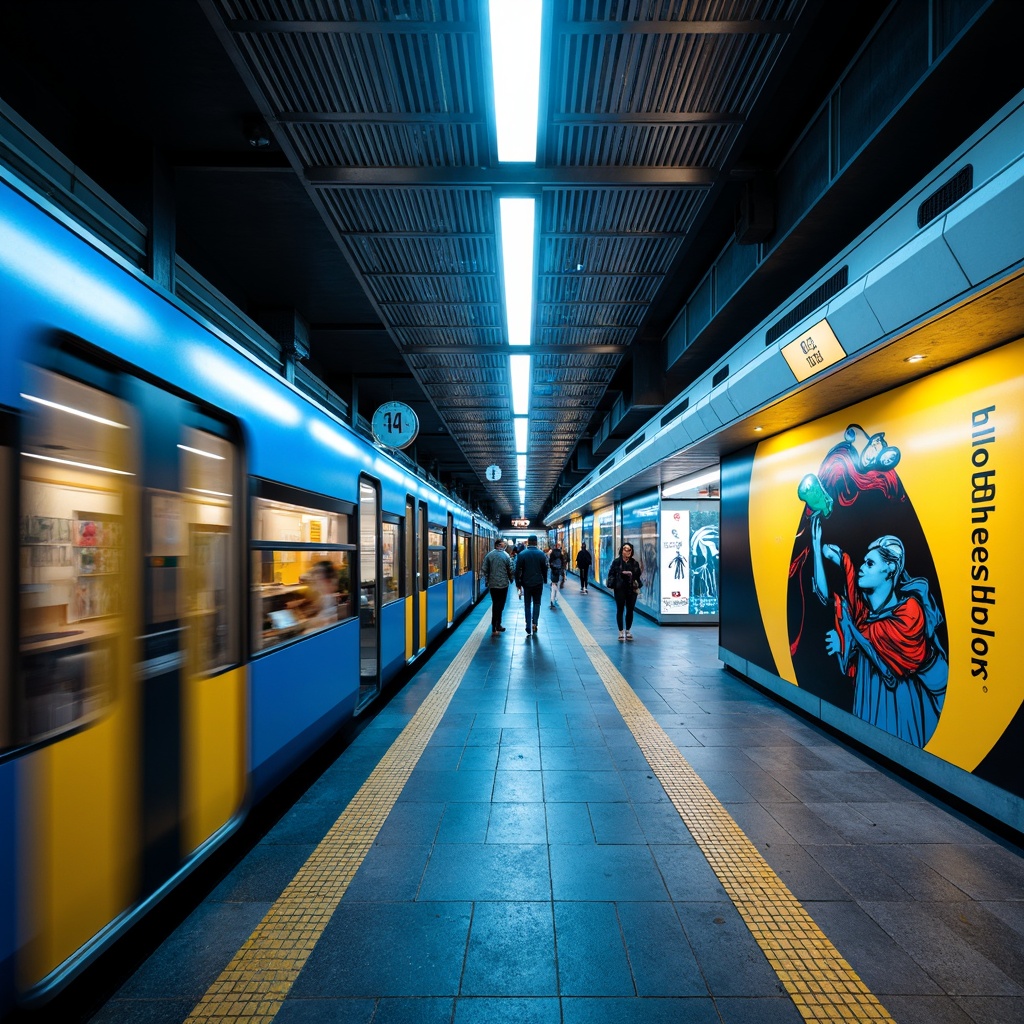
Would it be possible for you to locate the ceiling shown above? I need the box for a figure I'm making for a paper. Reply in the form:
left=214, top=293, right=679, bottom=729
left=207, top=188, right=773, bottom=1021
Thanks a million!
left=1, top=0, right=1009, bottom=523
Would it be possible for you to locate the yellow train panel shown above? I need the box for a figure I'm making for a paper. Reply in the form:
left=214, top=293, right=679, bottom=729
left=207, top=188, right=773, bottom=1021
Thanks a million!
left=182, top=666, right=247, bottom=853
left=18, top=695, right=139, bottom=987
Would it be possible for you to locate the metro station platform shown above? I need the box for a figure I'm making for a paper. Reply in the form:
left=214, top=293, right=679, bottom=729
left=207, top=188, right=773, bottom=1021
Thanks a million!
left=84, top=584, right=1024, bottom=1024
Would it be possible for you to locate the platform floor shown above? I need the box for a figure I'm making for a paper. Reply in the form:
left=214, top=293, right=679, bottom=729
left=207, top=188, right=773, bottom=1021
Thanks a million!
left=88, top=583, right=1023, bottom=1024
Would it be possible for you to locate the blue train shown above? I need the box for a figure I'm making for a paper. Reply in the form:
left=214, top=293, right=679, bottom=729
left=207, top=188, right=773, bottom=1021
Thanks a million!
left=0, top=165, right=496, bottom=1011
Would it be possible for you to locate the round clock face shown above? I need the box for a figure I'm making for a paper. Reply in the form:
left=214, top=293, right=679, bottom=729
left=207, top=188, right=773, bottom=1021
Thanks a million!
left=485, top=464, right=502, bottom=482
left=371, top=401, right=419, bottom=449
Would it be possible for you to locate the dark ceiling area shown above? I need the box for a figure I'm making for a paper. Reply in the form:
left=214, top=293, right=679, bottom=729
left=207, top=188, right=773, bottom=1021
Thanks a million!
left=0, top=1, right=1014, bottom=524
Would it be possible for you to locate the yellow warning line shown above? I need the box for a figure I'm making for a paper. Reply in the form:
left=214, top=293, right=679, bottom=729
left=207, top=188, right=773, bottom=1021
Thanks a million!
left=184, top=614, right=492, bottom=1024
left=560, top=601, right=896, bottom=1024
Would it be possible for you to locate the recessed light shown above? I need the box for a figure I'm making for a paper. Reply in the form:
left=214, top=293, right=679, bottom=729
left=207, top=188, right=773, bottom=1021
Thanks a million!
left=753, top=425, right=764, bottom=432
left=905, top=354, right=927, bottom=363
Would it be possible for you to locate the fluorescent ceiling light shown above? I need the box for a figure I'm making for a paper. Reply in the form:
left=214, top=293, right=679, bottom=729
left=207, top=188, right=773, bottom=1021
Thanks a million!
left=178, top=443, right=225, bottom=460
left=499, top=197, right=535, bottom=346
left=514, top=417, right=529, bottom=453
left=517, top=455, right=527, bottom=481
left=22, top=451, right=134, bottom=476
left=510, top=354, right=531, bottom=415
left=662, top=468, right=720, bottom=498
left=188, top=487, right=232, bottom=497
left=21, top=393, right=128, bottom=429
left=489, top=0, right=542, bottom=162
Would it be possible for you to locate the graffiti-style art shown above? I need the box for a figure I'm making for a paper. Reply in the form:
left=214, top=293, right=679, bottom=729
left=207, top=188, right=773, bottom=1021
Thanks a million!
left=788, top=425, right=948, bottom=746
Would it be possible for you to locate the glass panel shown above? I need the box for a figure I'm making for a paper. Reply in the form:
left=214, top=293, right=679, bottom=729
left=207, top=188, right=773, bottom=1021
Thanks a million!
left=594, top=505, right=614, bottom=585
left=18, top=369, right=131, bottom=745
left=404, top=500, right=415, bottom=597
left=253, top=549, right=352, bottom=652
left=427, top=525, right=445, bottom=584
left=181, top=427, right=238, bottom=674
left=457, top=531, right=470, bottom=575
left=358, top=479, right=378, bottom=697
left=251, top=491, right=354, bottom=654
left=255, top=500, right=348, bottom=547
left=381, top=520, right=401, bottom=605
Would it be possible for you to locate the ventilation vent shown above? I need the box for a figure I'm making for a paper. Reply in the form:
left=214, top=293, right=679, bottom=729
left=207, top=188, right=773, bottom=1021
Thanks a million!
left=598, top=458, right=615, bottom=476
left=660, top=396, right=688, bottom=427
left=712, top=365, right=729, bottom=388
left=624, top=434, right=646, bottom=455
left=765, top=265, right=849, bottom=346
left=917, top=165, right=973, bottom=228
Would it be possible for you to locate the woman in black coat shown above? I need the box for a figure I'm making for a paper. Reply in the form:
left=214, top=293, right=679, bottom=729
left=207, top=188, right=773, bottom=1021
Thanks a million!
left=606, top=542, right=643, bottom=641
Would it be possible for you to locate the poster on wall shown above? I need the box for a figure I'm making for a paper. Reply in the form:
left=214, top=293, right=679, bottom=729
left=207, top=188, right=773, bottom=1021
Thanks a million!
left=660, top=505, right=720, bottom=617
left=725, top=338, right=1024, bottom=796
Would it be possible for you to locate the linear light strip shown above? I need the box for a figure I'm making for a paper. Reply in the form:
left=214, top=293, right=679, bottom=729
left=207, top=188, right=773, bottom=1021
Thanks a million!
left=22, top=451, right=135, bottom=476
left=499, top=196, right=536, bottom=347
left=489, top=0, right=543, bottom=163
left=21, top=393, right=128, bottom=429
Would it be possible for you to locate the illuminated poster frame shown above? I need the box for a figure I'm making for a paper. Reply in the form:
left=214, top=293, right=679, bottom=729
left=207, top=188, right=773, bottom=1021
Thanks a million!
left=660, top=500, right=720, bottom=624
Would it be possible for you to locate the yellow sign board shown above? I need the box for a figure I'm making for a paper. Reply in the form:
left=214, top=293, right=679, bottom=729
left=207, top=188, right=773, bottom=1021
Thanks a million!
left=781, top=318, right=847, bottom=382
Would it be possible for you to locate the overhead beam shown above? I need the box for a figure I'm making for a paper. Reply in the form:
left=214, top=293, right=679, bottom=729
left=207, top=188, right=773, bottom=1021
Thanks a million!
left=308, top=166, right=717, bottom=187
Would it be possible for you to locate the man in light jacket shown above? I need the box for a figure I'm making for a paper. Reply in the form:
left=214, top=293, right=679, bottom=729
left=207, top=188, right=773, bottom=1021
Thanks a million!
left=482, top=538, right=514, bottom=634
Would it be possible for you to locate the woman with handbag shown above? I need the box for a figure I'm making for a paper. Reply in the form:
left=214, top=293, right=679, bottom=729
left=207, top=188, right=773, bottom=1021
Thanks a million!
left=606, top=542, right=643, bottom=641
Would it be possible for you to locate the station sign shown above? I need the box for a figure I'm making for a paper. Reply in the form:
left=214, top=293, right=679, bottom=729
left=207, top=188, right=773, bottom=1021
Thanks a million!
left=781, top=318, right=846, bottom=382
left=371, top=401, right=419, bottom=449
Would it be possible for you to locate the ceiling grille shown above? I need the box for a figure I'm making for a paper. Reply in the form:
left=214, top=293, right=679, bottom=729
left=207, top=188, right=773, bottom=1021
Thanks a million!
left=207, top=0, right=809, bottom=516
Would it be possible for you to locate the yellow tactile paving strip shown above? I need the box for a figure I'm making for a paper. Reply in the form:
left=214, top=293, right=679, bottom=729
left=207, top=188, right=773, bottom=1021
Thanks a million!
left=560, top=599, right=896, bottom=1023
left=183, top=614, right=491, bottom=1024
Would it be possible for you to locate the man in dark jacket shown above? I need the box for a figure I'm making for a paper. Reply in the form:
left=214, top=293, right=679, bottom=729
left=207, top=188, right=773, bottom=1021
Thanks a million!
left=514, top=534, right=548, bottom=637
left=574, top=542, right=592, bottom=593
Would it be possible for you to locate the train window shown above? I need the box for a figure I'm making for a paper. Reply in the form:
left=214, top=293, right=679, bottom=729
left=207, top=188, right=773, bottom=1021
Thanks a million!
left=381, top=518, right=401, bottom=605
left=404, top=498, right=415, bottom=597
left=251, top=493, right=355, bottom=653
left=17, top=369, right=132, bottom=746
left=456, top=530, right=471, bottom=576
left=427, top=524, right=446, bottom=585
left=180, top=426, right=238, bottom=675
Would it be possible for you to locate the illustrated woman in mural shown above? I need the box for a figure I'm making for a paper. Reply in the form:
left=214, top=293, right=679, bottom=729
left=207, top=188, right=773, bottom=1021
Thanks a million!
left=809, top=514, right=947, bottom=746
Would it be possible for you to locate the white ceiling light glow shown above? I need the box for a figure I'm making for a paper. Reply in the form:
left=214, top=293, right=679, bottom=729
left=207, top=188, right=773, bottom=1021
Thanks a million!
left=510, top=354, right=531, bottom=415
left=489, top=0, right=542, bottom=163
left=499, top=196, right=536, bottom=346
left=514, top=416, right=529, bottom=453
left=662, top=468, right=721, bottom=497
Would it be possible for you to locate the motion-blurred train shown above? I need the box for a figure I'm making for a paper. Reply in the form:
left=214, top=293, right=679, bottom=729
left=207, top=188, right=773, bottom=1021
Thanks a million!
left=0, top=165, right=496, bottom=1011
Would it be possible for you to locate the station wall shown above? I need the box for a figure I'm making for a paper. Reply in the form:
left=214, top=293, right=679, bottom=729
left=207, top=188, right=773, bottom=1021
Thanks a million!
left=721, top=338, right=1024, bottom=833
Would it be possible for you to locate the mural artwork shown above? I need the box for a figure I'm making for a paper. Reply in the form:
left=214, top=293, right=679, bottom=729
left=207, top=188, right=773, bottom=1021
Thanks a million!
left=788, top=425, right=947, bottom=747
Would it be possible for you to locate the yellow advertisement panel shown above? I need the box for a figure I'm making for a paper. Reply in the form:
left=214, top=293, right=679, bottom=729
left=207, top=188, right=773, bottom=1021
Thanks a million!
left=748, top=339, right=1024, bottom=774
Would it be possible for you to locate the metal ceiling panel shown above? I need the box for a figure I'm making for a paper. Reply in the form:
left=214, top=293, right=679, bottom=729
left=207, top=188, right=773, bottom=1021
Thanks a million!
left=203, top=0, right=812, bottom=518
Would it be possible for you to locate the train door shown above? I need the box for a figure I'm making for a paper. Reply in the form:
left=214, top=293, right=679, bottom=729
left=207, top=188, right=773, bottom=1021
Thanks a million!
left=404, top=495, right=417, bottom=661
left=417, top=500, right=428, bottom=653
left=447, top=511, right=455, bottom=625
left=357, top=476, right=380, bottom=709
left=127, top=376, right=245, bottom=891
left=15, top=358, right=245, bottom=992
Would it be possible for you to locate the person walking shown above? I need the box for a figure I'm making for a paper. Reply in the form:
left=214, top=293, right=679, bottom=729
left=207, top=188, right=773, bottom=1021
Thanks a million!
left=515, top=534, right=548, bottom=637
left=606, top=542, right=643, bottom=641
left=575, top=542, right=592, bottom=593
left=547, top=541, right=567, bottom=609
left=482, top=538, right=514, bottom=634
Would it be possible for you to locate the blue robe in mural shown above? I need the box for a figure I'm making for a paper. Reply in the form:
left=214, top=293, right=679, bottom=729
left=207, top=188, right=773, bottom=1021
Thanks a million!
left=833, top=552, right=947, bottom=747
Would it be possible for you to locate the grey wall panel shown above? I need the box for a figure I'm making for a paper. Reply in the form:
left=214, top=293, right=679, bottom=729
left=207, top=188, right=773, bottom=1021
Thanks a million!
left=863, top=221, right=971, bottom=332
left=826, top=278, right=884, bottom=356
left=693, top=395, right=726, bottom=436
left=707, top=380, right=744, bottom=428
left=727, top=348, right=797, bottom=413
left=943, top=156, right=1024, bottom=285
